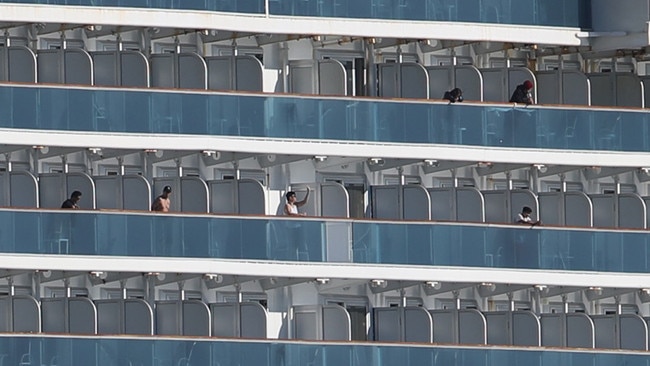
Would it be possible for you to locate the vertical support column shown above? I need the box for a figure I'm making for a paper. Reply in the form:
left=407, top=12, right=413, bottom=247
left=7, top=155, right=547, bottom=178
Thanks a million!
left=1, top=31, right=9, bottom=81
left=365, top=39, right=376, bottom=97
left=561, top=294, right=569, bottom=347
left=281, top=42, right=289, bottom=93
left=451, top=168, right=458, bottom=221
left=3, top=153, right=10, bottom=206
left=231, top=39, right=238, bottom=90
left=173, top=36, right=181, bottom=88
left=507, top=292, right=515, bottom=345
left=613, top=175, right=620, bottom=228
left=145, top=273, right=157, bottom=307
left=115, top=34, right=123, bottom=86
left=397, top=166, right=404, bottom=220
left=142, top=151, right=154, bottom=183
left=234, top=281, right=243, bottom=337
left=33, top=271, right=41, bottom=300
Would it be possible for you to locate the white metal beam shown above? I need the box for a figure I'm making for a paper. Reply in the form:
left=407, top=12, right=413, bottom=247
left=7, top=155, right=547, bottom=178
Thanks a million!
left=2, top=254, right=650, bottom=290
left=0, top=4, right=588, bottom=46
left=1, top=128, right=649, bottom=169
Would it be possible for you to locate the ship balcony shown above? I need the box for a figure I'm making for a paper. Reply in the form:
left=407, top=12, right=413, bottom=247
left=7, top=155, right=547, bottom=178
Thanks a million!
left=0, top=334, right=648, bottom=366
left=0, top=84, right=648, bottom=159
left=0, top=0, right=591, bottom=28
left=1, top=208, right=649, bottom=275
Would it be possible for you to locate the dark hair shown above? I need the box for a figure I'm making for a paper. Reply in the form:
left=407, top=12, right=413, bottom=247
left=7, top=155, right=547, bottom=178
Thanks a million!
left=163, top=185, right=172, bottom=193
left=444, top=88, right=464, bottom=103
left=523, top=80, right=534, bottom=90
left=285, top=191, right=296, bottom=200
left=71, top=191, right=82, bottom=199
left=522, top=206, right=533, bottom=214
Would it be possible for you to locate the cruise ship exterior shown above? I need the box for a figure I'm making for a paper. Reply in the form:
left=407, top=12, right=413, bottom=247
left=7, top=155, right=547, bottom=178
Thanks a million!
left=1, top=0, right=650, bottom=364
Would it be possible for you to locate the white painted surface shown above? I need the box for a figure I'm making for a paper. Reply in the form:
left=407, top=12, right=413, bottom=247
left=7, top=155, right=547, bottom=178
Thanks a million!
left=0, top=4, right=587, bottom=46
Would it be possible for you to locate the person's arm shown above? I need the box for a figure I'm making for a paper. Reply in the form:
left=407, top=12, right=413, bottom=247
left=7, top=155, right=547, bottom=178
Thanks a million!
left=526, top=92, right=534, bottom=105
left=151, top=197, right=162, bottom=211
left=295, top=188, right=311, bottom=207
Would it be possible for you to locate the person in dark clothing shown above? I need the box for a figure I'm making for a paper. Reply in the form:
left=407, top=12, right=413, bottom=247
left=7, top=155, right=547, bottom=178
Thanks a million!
left=61, top=191, right=82, bottom=209
left=510, top=80, right=534, bottom=104
left=443, top=88, right=463, bottom=103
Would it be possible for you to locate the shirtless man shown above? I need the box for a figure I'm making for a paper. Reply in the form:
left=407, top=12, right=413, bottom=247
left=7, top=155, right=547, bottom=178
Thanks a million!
left=151, top=186, right=172, bottom=212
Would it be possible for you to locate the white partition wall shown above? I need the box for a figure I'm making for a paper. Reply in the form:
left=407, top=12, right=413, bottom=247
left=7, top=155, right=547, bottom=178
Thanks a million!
left=153, top=177, right=209, bottom=213
left=537, top=70, right=590, bottom=106
left=617, top=74, right=644, bottom=107
left=209, top=179, right=266, bottom=215
left=39, top=172, right=96, bottom=209
left=155, top=300, right=211, bottom=336
left=94, top=175, right=151, bottom=211
left=291, top=305, right=351, bottom=341
left=288, top=59, right=347, bottom=96
left=619, top=194, right=647, bottom=229
left=0, top=46, right=37, bottom=82
left=540, top=313, right=595, bottom=348
left=37, top=48, right=93, bottom=85
left=430, top=309, right=487, bottom=345
left=403, top=185, right=431, bottom=220
left=92, top=50, right=150, bottom=87
left=378, top=63, right=429, bottom=98
left=539, top=191, right=593, bottom=227
left=591, top=193, right=646, bottom=229
left=483, top=190, right=538, bottom=224
left=150, top=53, right=207, bottom=89
left=372, top=185, right=430, bottom=220
left=588, top=73, right=643, bottom=107
left=211, top=302, right=267, bottom=338
left=0, top=171, right=38, bottom=208
left=0, top=295, right=40, bottom=332
left=320, top=182, right=350, bottom=218
left=485, top=311, right=541, bottom=346
left=206, top=55, right=263, bottom=92
left=593, top=314, right=649, bottom=350
left=481, top=67, right=536, bottom=103
left=96, top=299, right=154, bottom=335
left=373, top=307, right=432, bottom=343
left=41, top=297, right=97, bottom=334
left=426, top=65, right=483, bottom=102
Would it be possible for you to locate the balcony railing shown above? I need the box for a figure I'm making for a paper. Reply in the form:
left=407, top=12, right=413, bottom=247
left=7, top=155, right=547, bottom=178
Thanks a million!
left=0, top=334, right=647, bottom=366
left=0, top=85, right=648, bottom=153
left=0, top=0, right=591, bottom=28
left=1, top=209, right=649, bottom=274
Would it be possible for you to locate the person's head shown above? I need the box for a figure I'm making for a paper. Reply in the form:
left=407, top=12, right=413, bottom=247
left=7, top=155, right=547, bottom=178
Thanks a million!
left=70, top=191, right=82, bottom=203
left=162, top=185, right=172, bottom=197
left=286, top=191, right=297, bottom=203
left=451, top=88, right=463, bottom=102
left=521, top=206, right=533, bottom=217
left=523, top=80, right=534, bottom=91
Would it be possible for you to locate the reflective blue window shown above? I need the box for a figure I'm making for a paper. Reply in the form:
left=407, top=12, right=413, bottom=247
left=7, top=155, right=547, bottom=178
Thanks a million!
left=0, top=336, right=648, bottom=366
left=0, top=0, right=265, bottom=13
left=2, top=210, right=650, bottom=274
left=0, top=85, right=647, bottom=153
left=0, top=0, right=590, bottom=28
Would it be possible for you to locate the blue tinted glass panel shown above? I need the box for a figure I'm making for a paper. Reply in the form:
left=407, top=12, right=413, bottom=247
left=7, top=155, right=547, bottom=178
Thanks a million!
left=351, top=222, right=650, bottom=273
left=1, top=85, right=649, bottom=153
left=0, top=0, right=265, bottom=12
left=0, top=0, right=590, bottom=27
left=269, top=0, right=591, bottom=28
left=1, top=210, right=650, bottom=274
left=0, top=336, right=648, bottom=366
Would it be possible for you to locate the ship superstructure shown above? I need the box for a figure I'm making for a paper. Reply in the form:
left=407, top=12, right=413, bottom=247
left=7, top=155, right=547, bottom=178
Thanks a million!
left=0, top=0, right=650, bottom=364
